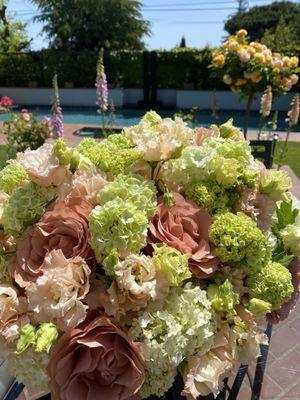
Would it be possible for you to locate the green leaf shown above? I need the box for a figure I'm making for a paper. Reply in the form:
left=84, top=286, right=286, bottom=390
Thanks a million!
left=272, top=249, right=294, bottom=267
left=275, top=200, right=299, bottom=231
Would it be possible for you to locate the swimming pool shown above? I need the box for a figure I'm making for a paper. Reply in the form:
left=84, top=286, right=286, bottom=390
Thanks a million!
left=0, top=106, right=298, bottom=131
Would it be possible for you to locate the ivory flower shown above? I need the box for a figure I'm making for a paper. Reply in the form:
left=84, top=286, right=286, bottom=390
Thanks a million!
left=0, top=191, right=9, bottom=225
left=67, top=165, right=107, bottom=205
left=238, top=49, right=250, bottom=63
left=14, top=143, right=68, bottom=187
left=124, top=111, right=193, bottom=161
left=26, top=250, right=91, bottom=331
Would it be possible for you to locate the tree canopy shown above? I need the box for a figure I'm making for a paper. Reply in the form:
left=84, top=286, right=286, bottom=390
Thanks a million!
left=32, top=0, right=150, bottom=51
left=225, top=1, right=300, bottom=42
left=0, top=2, right=30, bottom=52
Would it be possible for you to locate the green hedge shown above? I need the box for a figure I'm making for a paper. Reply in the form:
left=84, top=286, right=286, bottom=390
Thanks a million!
left=0, top=49, right=298, bottom=90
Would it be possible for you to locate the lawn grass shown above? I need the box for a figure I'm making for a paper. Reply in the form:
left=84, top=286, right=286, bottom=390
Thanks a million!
left=274, top=141, right=300, bottom=178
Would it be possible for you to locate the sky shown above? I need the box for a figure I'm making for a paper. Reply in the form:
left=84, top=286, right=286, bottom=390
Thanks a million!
left=6, top=0, right=299, bottom=50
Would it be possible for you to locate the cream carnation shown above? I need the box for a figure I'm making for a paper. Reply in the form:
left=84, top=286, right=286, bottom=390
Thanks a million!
left=125, top=112, right=193, bottom=161
left=14, top=143, right=68, bottom=187
left=26, top=250, right=91, bottom=331
left=67, top=165, right=107, bottom=205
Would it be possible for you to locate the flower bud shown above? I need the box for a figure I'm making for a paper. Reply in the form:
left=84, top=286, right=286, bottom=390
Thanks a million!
left=35, top=323, right=59, bottom=353
left=16, top=324, right=38, bottom=354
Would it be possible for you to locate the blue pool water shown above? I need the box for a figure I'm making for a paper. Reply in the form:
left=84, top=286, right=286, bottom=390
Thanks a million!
left=0, top=106, right=298, bottom=131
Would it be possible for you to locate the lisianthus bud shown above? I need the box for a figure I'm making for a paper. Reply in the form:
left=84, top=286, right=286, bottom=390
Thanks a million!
left=16, top=324, right=37, bottom=354
left=35, top=322, right=59, bottom=353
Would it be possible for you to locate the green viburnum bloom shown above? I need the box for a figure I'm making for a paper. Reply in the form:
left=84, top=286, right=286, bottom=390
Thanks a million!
left=152, top=243, right=191, bottom=286
left=106, top=133, right=132, bottom=148
left=102, top=248, right=119, bottom=277
left=247, top=262, right=293, bottom=311
left=16, top=324, right=38, bottom=354
left=185, top=181, right=229, bottom=214
left=259, top=170, right=292, bottom=201
left=219, top=118, right=245, bottom=141
left=209, top=212, right=271, bottom=273
left=0, top=164, right=28, bottom=194
left=77, top=138, right=141, bottom=176
left=130, top=282, right=215, bottom=399
left=35, top=323, right=59, bottom=353
left=52, top=138, right=73, bottom=165
left=207, top=279, right=239, bottom=315
left=169, top=137, right=258, bottom=189
left=2, top=182, right=56, bottom=235
left=97, top=174, right=157, bottom=218
left=89, top=199, right=148, bottom=262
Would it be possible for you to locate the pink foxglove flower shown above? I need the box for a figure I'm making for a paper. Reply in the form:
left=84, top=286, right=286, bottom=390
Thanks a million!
left=95, top=48, right=109, bottom=114
left=51, top=74, right=64, bottom=138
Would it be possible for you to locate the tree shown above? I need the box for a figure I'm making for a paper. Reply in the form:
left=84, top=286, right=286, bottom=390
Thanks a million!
left=225, top=1, right=300, bottom=42
left=179, top=36, right=186, bottom=48
left=237, top=0, right=248, bottom=13
left=32, top=0, right=150, bottom=51
left=262, top=17, right=299, bottom=52
left=0, top=1, right=30, bottom=52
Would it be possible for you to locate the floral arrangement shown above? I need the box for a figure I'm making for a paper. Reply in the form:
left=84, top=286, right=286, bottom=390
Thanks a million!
left=0, top=96, right=14, bottom=111
left=0, top=112, right=299, bottom=400
left=1, top=109, right=52, bottom=153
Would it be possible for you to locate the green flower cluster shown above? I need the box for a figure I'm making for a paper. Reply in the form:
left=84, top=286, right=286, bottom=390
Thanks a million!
left=152, top=244, right=191, bottom=286
left=89, top=198, right=148, bottom=262
left=259, top=170, right=292, bottom=201
left=2, top=182, right=56, bottom=235
left=209, top=212, right=271, bottom=273
left=185, top=181, right=229, bottom=214
left=77, top=138, right=140, bottom=176
left=170, top=137, right=258, bottom=189
left=247, top=262, right=293, bottom=311
left=52, top=138, right=92, bottom=171
left=207, top=279, right=239, bottom=315
left=130, top=282, right=215, bottom=398
left=97, top=174, right=157, bottom=218
left=0, top=164, right=28, bottom=194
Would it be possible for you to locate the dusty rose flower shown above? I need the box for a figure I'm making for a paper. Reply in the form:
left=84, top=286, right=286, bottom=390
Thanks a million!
left=13, top=197, right=96, bottom=287
left=267, top=258, right=300, bottom=324
left=48, top=313, right=145, bottom=400
left=14, top=143, right=68, bottom=187
left=192, top=127, right=219, bottom=146
left=0, top=284, right=29, bottom=343
left=255, top=193, right=277, bottom=231
left=67, top=165, right=107, bottom=205
left=148, top=193, right=219, bottom=278
left=26, top=250, right=91, bottom=331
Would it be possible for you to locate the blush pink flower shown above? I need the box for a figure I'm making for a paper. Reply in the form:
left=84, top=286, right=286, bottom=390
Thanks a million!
left=148, top=192, right=219, bottom=278
left=192, top=127, right=219, bottom=146
left=267, top=258, right=300, bottom=324
left=26, top=250, right=91, bottom=331
left=48, top=313, right=145, bottom=400
left=13, top=197, right=96, bottom=287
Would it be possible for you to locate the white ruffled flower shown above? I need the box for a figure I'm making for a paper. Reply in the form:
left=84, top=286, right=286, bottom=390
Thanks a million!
left=67, top=165, right=107, bottom=205
left=238, top=49, right=250, bottom=63
left=124, top=112, right=193, bottom=161
left=8, top=348, right=50, bottom=391
left=14, top=143, right=68, bottom=187
left=26, top=249, right=91, bottom=331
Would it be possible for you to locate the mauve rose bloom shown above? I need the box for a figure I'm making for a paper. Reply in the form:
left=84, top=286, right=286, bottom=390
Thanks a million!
left=148, top=193, right=219, bottom=278
left=48, top=313, right=145, bottom=400
left=13, top=197, right=96, bottom=288
left=267, top=258, right=300, bottom=324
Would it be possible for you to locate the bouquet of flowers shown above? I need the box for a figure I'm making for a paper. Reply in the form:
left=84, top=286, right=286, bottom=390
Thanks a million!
left=0, top=112, right=299, bottom=400
left=211, top=29, right=299, bottom=96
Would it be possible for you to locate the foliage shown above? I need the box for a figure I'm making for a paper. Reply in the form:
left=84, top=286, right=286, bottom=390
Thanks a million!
left=225, top=1, right=300, bottom=42
left=261, top=17, right=299, bottom=53
left=1, top=112, right=51, bottom=152
left=0, top=2, right=30, bottom=52
left=32, top=0, right=150, bottom=51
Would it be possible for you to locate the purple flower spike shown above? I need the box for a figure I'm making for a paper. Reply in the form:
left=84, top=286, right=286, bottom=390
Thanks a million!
left=51, top=74, right=64, bottom=138
left=96, top=49, right=109, bottom=115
